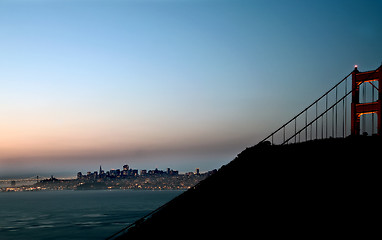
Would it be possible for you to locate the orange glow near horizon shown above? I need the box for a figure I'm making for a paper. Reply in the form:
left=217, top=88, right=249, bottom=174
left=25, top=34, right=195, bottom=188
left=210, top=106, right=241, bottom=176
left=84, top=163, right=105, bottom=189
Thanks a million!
left=0, top=111, right=249, bottom=162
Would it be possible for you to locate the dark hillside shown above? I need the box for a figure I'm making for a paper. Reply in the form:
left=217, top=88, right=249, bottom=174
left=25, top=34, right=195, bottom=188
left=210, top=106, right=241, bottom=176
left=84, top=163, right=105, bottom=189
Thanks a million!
left=116, top=137, right=380, bottom=239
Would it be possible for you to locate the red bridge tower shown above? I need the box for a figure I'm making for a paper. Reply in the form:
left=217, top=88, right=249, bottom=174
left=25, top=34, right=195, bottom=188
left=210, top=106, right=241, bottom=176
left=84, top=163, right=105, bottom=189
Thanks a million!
left=351, top=64, right=382, bottom=136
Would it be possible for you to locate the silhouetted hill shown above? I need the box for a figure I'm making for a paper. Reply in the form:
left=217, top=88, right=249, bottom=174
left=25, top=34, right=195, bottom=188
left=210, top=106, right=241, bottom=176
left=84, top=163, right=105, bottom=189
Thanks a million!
left=116, top=136, right=380, bottom=239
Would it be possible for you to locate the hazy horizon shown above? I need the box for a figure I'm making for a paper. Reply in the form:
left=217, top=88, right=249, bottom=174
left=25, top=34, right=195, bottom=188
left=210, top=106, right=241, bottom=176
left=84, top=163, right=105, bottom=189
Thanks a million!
left=1, top=0, right=382, bottom=177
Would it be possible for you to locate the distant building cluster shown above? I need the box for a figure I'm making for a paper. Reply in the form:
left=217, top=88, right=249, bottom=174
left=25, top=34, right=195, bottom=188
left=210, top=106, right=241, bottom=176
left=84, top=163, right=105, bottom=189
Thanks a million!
left=76, top=165, right=198, bottom=180
left=1, top=165, right=217, bottom=192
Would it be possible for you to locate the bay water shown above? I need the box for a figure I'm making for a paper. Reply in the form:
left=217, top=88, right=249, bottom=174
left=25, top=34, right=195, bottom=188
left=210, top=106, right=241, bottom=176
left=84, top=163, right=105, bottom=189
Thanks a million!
left=0, top=190, right=183, bottom=240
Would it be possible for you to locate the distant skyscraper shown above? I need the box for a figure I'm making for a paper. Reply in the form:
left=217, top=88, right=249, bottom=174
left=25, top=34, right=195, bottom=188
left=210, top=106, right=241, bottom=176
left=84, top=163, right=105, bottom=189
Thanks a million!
left=123, top=165, right=129, bottom=171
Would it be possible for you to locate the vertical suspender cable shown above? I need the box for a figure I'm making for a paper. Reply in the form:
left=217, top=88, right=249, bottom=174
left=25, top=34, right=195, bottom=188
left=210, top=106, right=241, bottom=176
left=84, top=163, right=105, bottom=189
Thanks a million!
left=332, top=104, right=334, bottom=138
left=294, top=118, right=297, bottom=143
left=305, top=111, right=308, bottom=141
left=283, top=126, right=285, bottom=143
left=326, top=94, right=328, bottom=138
left=335, top=86, right=338, bottom=138
left=315, top=102, right=318, bottom=139
left=342, top=89, right=345, bottom=137
left=321, top=114, right=323, bottom=139
left=344, top=78, right=347, bottom=136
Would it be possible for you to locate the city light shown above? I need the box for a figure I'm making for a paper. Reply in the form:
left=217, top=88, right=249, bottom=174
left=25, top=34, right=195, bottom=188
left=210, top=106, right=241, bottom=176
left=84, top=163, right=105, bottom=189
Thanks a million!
left=1, top=165, right=217, bottom=192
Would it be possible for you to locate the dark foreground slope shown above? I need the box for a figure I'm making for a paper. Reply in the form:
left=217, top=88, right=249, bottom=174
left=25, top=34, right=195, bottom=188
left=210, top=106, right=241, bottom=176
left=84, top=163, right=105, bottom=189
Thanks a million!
left=117, top=137, right=380, bottom=239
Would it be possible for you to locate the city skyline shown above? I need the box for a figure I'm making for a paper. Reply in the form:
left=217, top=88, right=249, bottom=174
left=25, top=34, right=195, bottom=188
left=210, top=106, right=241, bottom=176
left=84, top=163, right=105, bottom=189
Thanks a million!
left=0, top=163, right=205, bottom=179
left=1, top=0, right=382, bottom=176
left=77, top=164, right=190, bottom=179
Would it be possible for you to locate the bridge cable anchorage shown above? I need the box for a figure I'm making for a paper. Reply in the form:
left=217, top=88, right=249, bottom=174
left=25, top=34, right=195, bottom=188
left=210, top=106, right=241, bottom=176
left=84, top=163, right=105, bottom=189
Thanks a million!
left=259, top=64, right=382, bottom=145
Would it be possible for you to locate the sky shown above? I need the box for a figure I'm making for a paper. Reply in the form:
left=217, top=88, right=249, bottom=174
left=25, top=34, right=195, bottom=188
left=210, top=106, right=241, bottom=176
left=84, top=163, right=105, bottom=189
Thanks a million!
left=0, top=0, right=381, bottom=177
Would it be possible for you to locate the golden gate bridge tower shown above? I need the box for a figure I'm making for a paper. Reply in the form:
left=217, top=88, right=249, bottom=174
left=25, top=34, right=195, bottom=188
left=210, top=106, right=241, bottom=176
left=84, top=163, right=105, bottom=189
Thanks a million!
left=351, top=64, right=382, bottom=136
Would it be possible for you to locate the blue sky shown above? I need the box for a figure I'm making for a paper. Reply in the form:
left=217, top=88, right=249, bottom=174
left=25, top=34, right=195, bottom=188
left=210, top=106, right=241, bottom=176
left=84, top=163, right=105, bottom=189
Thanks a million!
left=0, top=0, right=381, bottom=176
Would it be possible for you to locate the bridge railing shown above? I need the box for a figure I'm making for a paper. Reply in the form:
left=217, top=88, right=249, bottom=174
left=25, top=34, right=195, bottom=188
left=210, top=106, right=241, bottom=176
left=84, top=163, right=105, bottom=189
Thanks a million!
left=260, top=71, right=354, bottom=145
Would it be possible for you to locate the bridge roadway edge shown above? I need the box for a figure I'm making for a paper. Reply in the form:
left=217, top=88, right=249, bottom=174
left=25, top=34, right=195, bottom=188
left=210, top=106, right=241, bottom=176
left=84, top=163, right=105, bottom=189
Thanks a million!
left=114, top=136, right=380, bottom=239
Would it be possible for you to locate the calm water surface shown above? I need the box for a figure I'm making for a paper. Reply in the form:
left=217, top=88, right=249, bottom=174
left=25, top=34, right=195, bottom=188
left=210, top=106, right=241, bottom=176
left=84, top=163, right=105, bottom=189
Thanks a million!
left=0, top=190, right=183, bottom=240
